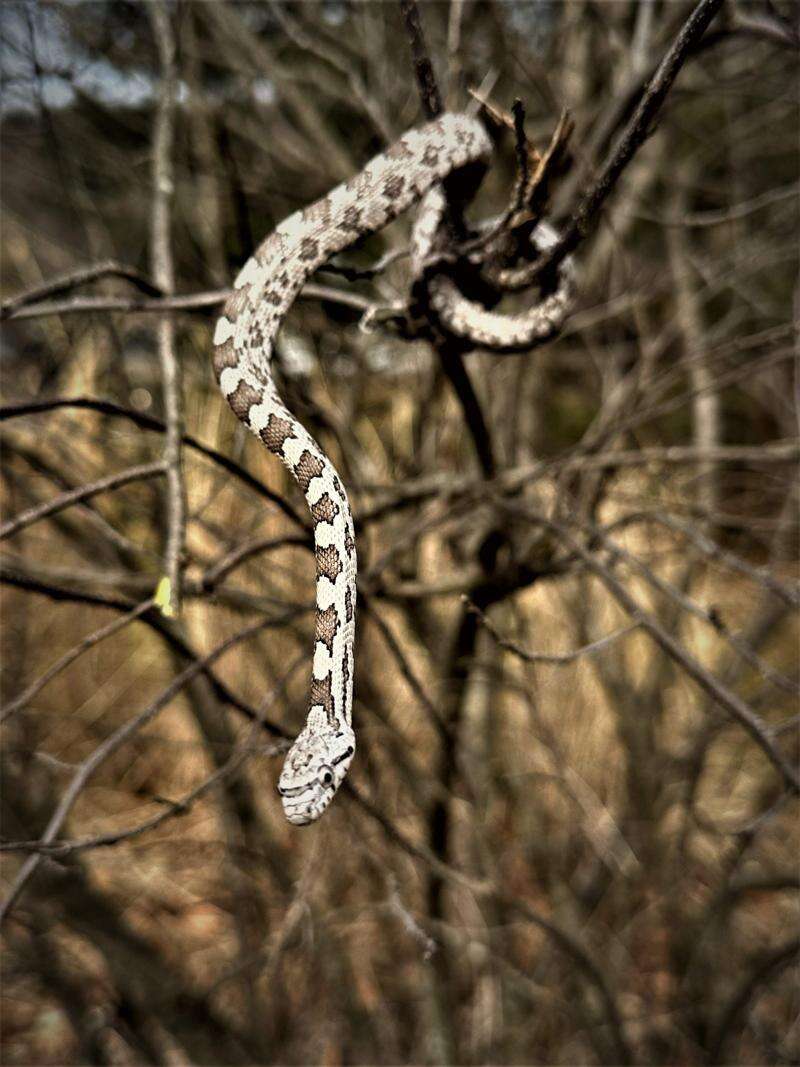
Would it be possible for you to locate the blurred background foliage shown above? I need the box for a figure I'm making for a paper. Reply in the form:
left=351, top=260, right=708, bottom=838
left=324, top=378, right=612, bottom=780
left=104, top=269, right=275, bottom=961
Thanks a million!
left=1, top=1, right=798, bottom=1064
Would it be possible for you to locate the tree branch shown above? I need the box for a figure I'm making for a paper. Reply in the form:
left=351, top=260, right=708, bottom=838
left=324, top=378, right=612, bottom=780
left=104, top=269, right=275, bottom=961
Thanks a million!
left=0, top=260, right=162, bottom=319
left=0, top=614, right=289, bottom=926
left=506, top=0, right=725, bottom=291
left=0, top=461, right=166, bottom=542
left=149, top=0, right=185, bottom=616
left=399, top=0, right=443, bottom=119
left=0, top=396, right=308, bottom=530
left=0, top=598, right=155, bottom=723
left=535, top=516, right=800, bottom=794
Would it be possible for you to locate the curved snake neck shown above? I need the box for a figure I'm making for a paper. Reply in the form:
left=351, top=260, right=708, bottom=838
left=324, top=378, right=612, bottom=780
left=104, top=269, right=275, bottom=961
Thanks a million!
left=212, top=113, right=571, bottom=825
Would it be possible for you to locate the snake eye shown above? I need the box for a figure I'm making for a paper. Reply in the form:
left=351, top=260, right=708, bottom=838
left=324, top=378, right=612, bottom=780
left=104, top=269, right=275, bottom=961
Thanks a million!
left=318, top=765, right=334, bottom=787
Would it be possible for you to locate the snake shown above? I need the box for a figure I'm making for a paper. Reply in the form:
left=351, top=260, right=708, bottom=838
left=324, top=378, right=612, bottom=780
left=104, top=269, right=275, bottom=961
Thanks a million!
left=410, top=186, right=575, bottom=351
left=212, top=113, right=574, bottom=825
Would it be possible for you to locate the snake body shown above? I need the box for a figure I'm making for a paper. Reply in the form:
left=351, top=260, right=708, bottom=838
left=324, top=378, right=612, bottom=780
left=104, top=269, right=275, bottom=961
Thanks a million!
left=411, top=187, right=576, bottom=351
left=212, top=113, right=573, bottom=825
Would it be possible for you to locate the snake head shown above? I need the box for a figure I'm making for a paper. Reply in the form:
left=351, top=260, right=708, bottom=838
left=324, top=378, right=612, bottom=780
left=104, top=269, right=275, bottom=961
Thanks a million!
left=277, top=721, right=356, bottom=826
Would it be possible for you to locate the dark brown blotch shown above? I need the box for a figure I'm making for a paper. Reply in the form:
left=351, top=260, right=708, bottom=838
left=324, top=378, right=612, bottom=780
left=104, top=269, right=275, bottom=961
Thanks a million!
left=317, top=545, right=343, bottom=583
left=299, top=237, right=319, bottom=262
left=422, top=144, right=440, bottom=168
left=213, top=339, right=238, bottom=377
left=310, top=673, right=335, bottom=722
left=260, top=414, right=296, bottom=454
left=315, top=605, right=341, bottom=655
left=248, top=324, right=266, bottom=351
left=383, top=174, right=406, bottom=200
left=228, top=380, right=263, bottom=420
left=311, top=493, right=340, bottom=527
left=338, top=206, right=362, bottom=233
left=296, top=450, right=324, bottom=492
left=344, top=586, right=354, bottom=623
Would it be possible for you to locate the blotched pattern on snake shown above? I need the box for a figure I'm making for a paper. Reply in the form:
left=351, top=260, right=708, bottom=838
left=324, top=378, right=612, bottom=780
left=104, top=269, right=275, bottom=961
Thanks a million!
left=212, top=113, right=574, bottom=824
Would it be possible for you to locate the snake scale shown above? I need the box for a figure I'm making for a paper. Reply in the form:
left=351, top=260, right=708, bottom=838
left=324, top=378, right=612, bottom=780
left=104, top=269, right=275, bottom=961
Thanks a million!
left=212, top=112, right=574, bottom=825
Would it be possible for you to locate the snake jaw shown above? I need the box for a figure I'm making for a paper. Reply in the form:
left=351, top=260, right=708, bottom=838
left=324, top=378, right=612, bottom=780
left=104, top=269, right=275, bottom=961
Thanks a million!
left=277, top=725, right=356, bottom=825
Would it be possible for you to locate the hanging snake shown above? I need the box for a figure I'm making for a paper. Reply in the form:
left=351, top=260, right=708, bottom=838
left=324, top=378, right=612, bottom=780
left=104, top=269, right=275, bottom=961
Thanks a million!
left=212, top=113, right=574, bottom=825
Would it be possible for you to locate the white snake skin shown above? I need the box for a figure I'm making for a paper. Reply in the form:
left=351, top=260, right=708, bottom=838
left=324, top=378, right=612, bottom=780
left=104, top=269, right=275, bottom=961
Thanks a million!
left=212, top=113, right=573, bottom=825
left=411, top=187, right=576, bottom=351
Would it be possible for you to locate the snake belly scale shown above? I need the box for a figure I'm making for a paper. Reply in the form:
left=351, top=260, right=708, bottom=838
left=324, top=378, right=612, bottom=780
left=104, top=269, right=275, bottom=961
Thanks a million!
left=212, top=113, right=570, bottom=825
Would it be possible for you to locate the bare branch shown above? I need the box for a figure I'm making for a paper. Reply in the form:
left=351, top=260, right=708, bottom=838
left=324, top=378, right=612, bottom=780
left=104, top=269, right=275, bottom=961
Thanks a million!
left=535, top=517, right=800, bottom=795
left=149, top=0, right=185, bottom=616
left=507, top=0, right=726, bottom=291
left=708, top=939, right=800, bottom=1064
left=0, top=260, right=161, bottom=319
left=0, top=614, right=289, bottom=926
left=463, top=597, right=639, bottom=664
left=399, top=0, right=443, bottom=119
left=202, top=533, right=311, bottom=590
left=0, top=461, right=166, bottom=542
left=0, top=560, right=293, bottom=735
left=0, top=396, right=308, bottom=529
left=0, top=598, right=155, bottom=723
left=0, top=704, right=294, bottom=857
left=0, top=282, right=369, bottom=322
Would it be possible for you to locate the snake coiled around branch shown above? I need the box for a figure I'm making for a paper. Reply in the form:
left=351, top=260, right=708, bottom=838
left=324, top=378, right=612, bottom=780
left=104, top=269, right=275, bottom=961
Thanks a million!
left=212, top=113, right=574, bottom=825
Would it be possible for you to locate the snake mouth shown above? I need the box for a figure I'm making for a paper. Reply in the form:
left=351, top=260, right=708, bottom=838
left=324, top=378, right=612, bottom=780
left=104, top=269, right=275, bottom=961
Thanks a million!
left=281, top=792, right=333, bottom=825
left=277, top=773, right=338, bottom=824
left=283, top=805, right=318, bottom=827
left=276, top=782, right=307, bottom=798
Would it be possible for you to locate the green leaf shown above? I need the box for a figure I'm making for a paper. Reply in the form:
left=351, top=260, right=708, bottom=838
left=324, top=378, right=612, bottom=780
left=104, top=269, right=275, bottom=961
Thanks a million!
left=155, top=575, right=175, bottom=618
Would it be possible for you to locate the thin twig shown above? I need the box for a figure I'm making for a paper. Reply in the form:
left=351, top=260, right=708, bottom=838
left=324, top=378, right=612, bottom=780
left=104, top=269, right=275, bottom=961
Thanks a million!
left=0, top=598, right=156, bottom=723
left=0, top=614, right=286, bottom=925
left=361, top=598, right=449, bottom=739
left=463, top=597, right=639, bottom=664
left=357, top=440, right=799, bottom=515
left=319, top=247, right=409, bottom=282
left=0, top=396, right=308, bottom=530
left=0, top=736, right=283, bottom=855
left=399, top=0, right=443, bottom=119
left=268, top=1, right=394, bottom=141
left=438, top=343, right=496, bottom=477
left=507, top=0, right=725, bottom=290
left=729, top=6, right=800, bottom=49
left=607, top=511, right=800, bottom=609
left=708, top=939, right=800, bottom=1064
left=202, top=533, right=311, bottom=590
left=0, top=461, right=166, bottom=542
left=536, top=517, right=800, bottom=795
left=0, top=260, right=162, bottom=319
left=149, top=0, right=185, bottom=617
left=511, top=98, right=530, bottom=203
left=0, top=282, right=370, bottom=321
left=0, top=562, right=293, bottom=736
left=596, top=529, right=800, bottom=696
